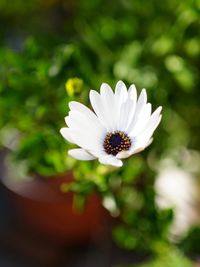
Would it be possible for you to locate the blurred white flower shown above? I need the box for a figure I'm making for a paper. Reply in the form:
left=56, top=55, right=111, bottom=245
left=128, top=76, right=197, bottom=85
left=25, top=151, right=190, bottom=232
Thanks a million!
left=60, top=80, right=162, bottom=167
left=155, top=160, right=200, bottom=240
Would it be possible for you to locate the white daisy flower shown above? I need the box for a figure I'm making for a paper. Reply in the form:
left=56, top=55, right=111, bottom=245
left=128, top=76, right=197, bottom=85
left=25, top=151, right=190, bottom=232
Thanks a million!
left=60, top=81, right=162, bottom=167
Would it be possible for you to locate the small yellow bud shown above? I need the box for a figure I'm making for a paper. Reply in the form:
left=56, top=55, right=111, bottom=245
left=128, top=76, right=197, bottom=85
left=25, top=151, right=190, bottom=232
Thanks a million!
left=65, top=78, right=83, bottom=97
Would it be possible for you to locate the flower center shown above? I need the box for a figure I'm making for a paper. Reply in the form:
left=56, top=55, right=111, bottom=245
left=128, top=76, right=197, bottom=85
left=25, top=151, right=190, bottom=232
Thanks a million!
left=103, top=131, right=131, bottom=156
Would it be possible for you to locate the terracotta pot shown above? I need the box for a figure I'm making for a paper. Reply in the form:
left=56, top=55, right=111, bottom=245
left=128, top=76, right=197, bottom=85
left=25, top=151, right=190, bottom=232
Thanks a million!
left=2, top=172, right=110, bottom=245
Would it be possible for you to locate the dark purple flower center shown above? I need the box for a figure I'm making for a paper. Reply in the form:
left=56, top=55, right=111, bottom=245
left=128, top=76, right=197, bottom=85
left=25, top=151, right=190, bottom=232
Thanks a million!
left=103, top=131, right=131, bottom=156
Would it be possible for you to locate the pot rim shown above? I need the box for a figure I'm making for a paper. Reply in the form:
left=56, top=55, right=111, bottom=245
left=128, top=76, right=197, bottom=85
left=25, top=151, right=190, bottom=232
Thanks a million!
left=0, top=148, right=98, bottom=205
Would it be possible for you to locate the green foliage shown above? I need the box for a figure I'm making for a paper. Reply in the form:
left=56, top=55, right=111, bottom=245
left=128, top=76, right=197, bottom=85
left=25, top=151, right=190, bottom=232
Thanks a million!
left=129, top=245, right=193, bottom=267
left=179, top=226, right=200, bottom=256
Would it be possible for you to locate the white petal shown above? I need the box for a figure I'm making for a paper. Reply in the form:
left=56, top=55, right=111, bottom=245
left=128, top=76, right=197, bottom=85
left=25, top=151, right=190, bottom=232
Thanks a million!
left=68, top=101, right=107, bottom=144
left=60, top=127, right=74, bottom=143
left=66, top=110, right=105, bottom=138
left=64, top=115, right=70, bottom=126
left=66, top=130, right=96, bottom=151
left=117, top=137, right=154, bottom=159
left=99, top=155, right=123, bottom=167
left=116, top=151, right=131, bottom=159
left=129, top=103, right=152, bottom=136
left=147, top=113, right=162, bottom=134
left=68, top=102, right=106, bottom=133
left=128, top=84, right=137, bottom=101
left=136, top=89, right=147, bottom=111
left=130, top=113, right=161, bottom=154
left=65, top=110, right=105, bottom=151
left=115, top=80, right=128, bottom=103
left=69, top=101, right=103, bottom=129
left=144, top=106, right=162, bottom=128
left=113, top=81, right=129, bottom=130
left=129, top=144, right=149, bottom=155
left=100, top=83, right=115, bottom=130
left=126, top=89, right=147, bottom=134
left=144, top=106, right=162, bottom=133
left=86, top=149, right=106, bottom=158
left=131, top=146, right=145, bottom=154
left=100, top=83, right=114, bottom=97
left=108, top=157, right=123, bottom=167
left=68, top=149, right=96, bottom=160
left=118, top=98, right=135, bottom=130
left=116, top=134, right=152, bottom=159
left=121, top=84, right=137, bottom=130
left=66, top=127, right=102, bottom=153
left=146, top=137, right=154, bottom=147
left=89, top=90, right=114, bottom=131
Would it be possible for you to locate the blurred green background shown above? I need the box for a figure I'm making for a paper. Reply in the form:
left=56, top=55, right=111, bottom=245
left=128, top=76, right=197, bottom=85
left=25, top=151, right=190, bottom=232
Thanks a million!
left=0, top=0, right=199, bottom=266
